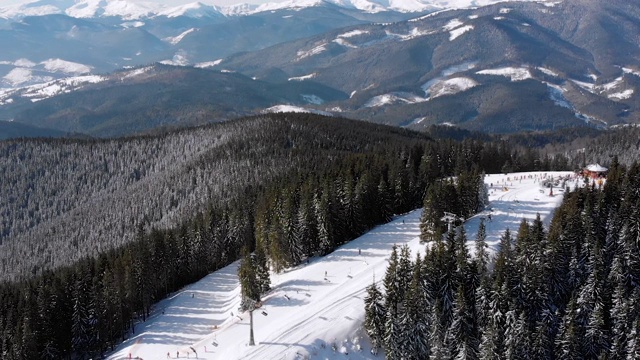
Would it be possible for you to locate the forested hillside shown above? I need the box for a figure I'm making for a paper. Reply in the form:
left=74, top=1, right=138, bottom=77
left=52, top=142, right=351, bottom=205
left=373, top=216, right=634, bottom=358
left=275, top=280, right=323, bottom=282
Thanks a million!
left=0, top=113, right=568, bottom=359
left=366, top=159, right=640, bottom=359
left=0, top=113, right=429, bottom=281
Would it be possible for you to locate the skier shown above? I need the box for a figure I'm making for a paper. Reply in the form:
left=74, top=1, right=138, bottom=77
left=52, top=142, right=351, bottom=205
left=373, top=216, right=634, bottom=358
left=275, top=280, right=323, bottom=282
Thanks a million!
left=358, top=248, right=361, bottom=255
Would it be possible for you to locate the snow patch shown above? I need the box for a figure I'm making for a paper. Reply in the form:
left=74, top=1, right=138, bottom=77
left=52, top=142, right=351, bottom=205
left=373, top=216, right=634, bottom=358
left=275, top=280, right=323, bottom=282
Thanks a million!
left=494, top=16, right=505, bottom=20
left=443, top=18, right=464, bottom=31
left=449, top=25, right=473, bottom=40
left=122, top=66, right=153, bottom=79
left=421, top=62, right=477, bottom=95
left=427, top=77, right=478, bottom=99
left=333, top=38, right=358, bottom=48
left=468, top=14, right=478, bottom=19
left=571, top=79, right=595, bottom=92
left=364, top=92, right=426, bottom=107
left=3, top=68, right=34, bottom=86
left=499, top=7, right=512, bottom=13
left=337, top=30, right=369, bottom=38
left=622, top=67, right=640, bottom=77
left=602, top=77, right=623, bottom=91
left=263, top=105, right=332, bottom=116
left=546, top=83, right=571, bottom=109
left=120, top=21, right=145, bottom=28
left=164, top=28, right=196, bottom=45
left=296, top=43, right=327, bottom=61
left=477, top=67, right=531, bottom=81
left=537, top=67, right=558, bottom=77
left=609, top=89, right=634, bottom=100
left=195, top=59, right=223, bottom=68
left=14, top=58, right=36, bottom=68
left=41, top=59, right=92, bottom=75
left=288, top=73, right=316, bottom=81
left=160, top=52, right=190, bottom=66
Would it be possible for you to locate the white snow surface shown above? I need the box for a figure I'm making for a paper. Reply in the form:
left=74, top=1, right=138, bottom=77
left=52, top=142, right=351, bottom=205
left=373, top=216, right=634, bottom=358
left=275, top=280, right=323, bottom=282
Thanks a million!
left=537, top=67, right=559, bottom=77
left=296, top=43, right=327, bottom=61
left=289, top=73, right=316, bottom=81
left=3, top=68, right=36, bottom=86
left=164, top=28, right=197, bottom=45
left=421, top=61, right=477, bottom=96
left=363, top=92, right=426, bottom=107
left=263, top=105, right=332, bottom=116
left=0, top=75, right=106, bottom=104
left=41, top=58, right=92, bottom=74
left=609, top=89, right=634, bottom=100
left=195, top=59, right=223, bottom=68
left=427, top=76, right=478, bottom=99
left=449, top=24, right=473, bottom=40
left=106, top=171, right=576, bottom=360
left=443, top=18, right=464, bottom=30
left=477, top=66, right=532, bottom=81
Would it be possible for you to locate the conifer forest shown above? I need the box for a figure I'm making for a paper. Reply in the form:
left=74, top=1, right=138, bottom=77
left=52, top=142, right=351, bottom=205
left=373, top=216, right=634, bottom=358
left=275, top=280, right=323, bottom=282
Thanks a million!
left=0, top=113, right=637, bottom=359
left=365, top=159, right=640, bottom=359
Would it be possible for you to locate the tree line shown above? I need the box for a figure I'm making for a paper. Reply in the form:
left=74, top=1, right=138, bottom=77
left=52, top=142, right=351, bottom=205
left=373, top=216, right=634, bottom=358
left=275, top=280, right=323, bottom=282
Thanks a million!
left=365, top=158, right=640, bottom=359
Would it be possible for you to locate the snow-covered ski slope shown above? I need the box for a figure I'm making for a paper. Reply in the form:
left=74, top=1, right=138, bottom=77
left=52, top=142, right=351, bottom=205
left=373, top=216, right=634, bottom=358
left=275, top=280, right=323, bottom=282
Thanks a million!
left=107, top=171, right=577, bottom=360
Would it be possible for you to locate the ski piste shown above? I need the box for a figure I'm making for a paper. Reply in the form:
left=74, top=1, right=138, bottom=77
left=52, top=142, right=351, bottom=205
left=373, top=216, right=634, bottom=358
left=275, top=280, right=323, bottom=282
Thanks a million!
left=108, top=171, right=580, bottom=360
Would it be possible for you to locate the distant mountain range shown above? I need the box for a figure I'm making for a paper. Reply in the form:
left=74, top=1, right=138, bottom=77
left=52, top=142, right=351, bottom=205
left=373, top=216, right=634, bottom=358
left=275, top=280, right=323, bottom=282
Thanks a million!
left=1, top=0, right=639, bottom=137
left=0, top=0, right=530, bottom=19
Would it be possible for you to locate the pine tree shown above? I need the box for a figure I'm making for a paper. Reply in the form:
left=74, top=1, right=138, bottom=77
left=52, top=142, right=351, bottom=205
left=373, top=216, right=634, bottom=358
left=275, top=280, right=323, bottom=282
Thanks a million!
left=556, top=296, right=583, bottom=360
left=384, top=245, right=401, bottom=317
left=474, top=218, right=489, bottom=278
left=254, top=239, right=271, bottom=294
left=403, top=254, right=430, bottom=359
left=364, top=280, right=386, bottom=355
left=625, top=318, right=640, bottom=360
left=238, top=250, right=261, bottom=312
left=384, top=306, right=405, bottom=360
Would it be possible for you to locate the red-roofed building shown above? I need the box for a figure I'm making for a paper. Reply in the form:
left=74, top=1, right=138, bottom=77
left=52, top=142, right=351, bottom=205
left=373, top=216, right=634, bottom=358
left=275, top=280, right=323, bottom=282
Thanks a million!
left=583, top=164, right=608, bottom=178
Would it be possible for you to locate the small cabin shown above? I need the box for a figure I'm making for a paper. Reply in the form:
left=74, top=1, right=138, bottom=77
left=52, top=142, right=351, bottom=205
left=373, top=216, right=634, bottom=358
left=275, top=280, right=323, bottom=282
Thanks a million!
left=583, top=164, right=608, bottom=178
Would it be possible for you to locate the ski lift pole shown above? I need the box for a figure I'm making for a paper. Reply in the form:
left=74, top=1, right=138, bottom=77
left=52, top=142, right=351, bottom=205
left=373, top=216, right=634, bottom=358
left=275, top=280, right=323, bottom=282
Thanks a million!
left=249, top=309, right=255, bottom=346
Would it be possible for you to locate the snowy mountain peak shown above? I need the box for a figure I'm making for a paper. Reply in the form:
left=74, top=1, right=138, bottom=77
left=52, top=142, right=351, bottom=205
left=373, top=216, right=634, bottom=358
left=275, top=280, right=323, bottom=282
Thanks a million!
left=66, top=0, right=159, bottom=20
left=157, top=2, right=223, bottom=18
left=0, top=0, right=556, bottom=19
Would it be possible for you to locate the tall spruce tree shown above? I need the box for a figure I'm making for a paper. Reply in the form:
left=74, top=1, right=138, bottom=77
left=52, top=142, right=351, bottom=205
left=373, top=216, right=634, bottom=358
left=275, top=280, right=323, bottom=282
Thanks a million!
left=364, top=279, right=386, bottom=355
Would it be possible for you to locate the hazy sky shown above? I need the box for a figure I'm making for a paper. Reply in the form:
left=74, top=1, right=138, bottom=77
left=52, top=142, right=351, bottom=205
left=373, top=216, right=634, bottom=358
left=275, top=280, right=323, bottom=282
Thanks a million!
left=2, top=0, right=273, bottom=7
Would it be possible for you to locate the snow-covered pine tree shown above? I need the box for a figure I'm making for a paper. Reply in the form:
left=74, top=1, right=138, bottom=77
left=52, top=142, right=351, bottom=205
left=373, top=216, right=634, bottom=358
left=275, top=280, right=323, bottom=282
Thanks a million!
left=238, top=250, right=261, bottom=312
left=254, top=239, right=271, bottom=294
left=404, top=254, right=430, bottom=359
left=384, top=245, right=401, bottom=317
left=556, top=296, right=583, bottom=360
left=364, top=280, right=386, bottom=355
left=474, top=219, right=489, bottom=278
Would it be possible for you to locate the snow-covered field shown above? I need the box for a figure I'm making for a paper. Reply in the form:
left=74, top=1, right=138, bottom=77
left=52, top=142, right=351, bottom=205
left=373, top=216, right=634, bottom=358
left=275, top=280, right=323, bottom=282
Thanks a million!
left=107, top=171, right=576, bottom=360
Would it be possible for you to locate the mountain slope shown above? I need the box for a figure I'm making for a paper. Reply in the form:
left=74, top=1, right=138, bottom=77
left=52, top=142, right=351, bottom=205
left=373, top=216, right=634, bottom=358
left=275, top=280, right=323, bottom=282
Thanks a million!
left=0, top=113, right=430, bottom=281
left=0, top=65, right=348, bottom=137
left=216, top=0, right=640, bottom=132
left=105, top=170, right=574, bottom=360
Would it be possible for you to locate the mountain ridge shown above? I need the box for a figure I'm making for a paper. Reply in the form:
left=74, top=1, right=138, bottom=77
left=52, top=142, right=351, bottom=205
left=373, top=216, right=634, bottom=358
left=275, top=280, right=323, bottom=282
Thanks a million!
left=0, top=0, right=547, bottom=19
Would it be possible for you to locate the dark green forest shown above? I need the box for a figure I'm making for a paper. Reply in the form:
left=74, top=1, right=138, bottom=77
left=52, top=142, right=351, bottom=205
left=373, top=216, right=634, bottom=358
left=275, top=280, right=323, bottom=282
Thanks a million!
left=0, top=113, right=570, bottom=359
left=366, top=159, right=640, bottom=359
